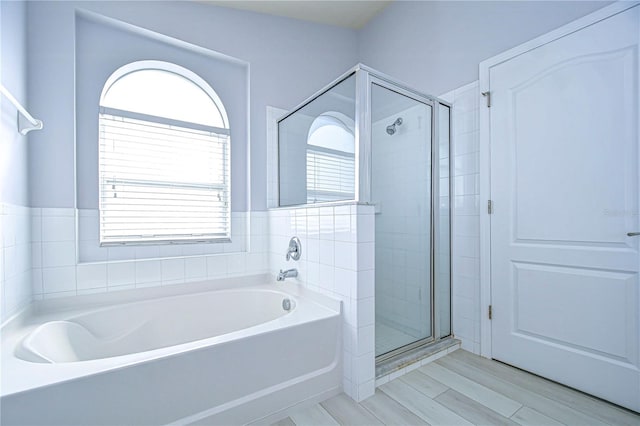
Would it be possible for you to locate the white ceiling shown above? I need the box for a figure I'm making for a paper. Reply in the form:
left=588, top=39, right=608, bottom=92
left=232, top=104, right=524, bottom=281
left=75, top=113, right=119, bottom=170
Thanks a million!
left=202, top=1, right=393, bottom=29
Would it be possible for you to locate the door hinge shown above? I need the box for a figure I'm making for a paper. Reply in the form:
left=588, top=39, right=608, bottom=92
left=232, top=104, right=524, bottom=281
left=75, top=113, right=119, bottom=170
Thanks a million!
left=488, top=199, right=494, bottom=214
left=481, top=91, right=491, bottom=107
left=488, top=305, right=493, bottom=320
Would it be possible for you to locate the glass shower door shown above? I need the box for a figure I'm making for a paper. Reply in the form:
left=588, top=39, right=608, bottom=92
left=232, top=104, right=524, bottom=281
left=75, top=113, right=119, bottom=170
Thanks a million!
left=371, top=83, right=433, bottom=358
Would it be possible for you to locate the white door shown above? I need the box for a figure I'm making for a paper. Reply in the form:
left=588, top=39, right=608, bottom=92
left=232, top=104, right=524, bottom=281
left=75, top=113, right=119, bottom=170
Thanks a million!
left=489, top=5, right=640, bottom=411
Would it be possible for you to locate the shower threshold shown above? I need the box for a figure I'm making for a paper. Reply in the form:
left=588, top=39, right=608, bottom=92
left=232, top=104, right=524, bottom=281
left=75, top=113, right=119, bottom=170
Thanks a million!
left=375, top=337, right=460, bottom=379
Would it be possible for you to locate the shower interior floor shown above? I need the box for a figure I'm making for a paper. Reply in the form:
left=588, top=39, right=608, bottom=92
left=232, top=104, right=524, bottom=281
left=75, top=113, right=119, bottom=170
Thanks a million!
left=375, top=323, right=421, bottom=356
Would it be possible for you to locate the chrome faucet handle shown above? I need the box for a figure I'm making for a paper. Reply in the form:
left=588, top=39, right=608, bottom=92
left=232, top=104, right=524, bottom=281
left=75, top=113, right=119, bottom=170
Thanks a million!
left=286, top=237, right=301, bottom=261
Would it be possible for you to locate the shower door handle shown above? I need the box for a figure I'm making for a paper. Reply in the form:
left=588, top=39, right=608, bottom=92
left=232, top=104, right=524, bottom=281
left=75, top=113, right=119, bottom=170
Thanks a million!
left=627, top=232, right=640, bottom=237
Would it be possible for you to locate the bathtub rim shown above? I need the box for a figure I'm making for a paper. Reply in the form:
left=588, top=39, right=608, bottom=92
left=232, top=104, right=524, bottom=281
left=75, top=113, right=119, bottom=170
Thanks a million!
left=1, top=274, right=341, bottom=397
left=17, top=286, right=299, bottom=364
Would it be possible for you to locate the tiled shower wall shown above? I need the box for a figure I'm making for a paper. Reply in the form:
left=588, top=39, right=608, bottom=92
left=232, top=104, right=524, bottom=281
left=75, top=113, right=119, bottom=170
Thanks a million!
left=268, top=204, right=376, bottom=402
left=372, top=105, right=432, bottom=340
left=440, top=81, right=481, bottom=354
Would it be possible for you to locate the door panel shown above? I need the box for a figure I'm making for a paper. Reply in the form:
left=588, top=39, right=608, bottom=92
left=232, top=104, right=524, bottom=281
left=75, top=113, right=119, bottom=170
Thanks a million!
left=512, top=262, right=635, bottom=360
left=490, top=6, right=640, bottom=411
left=511, top=47, right=636, bottom=245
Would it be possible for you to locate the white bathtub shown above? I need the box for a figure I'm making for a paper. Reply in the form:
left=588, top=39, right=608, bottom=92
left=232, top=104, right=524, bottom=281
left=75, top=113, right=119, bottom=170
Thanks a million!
left=0, top=274, right=342, bottom=425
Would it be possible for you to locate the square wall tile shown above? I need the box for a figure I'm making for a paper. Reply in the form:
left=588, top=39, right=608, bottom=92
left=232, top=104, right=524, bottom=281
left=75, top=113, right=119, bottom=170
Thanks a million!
left=353, top=352, right=375, bottom=383
left=161, top=258, right=185, bottom=283
left=185, top=257, right=207, bottom=280
left=227, top=253, right=246, bottom=275
left=42, top=215, right=75, bottom=242
left=356, top=325, right=375, bottom=357
left=319, top=240, right=334, bottom=266
left=334, top=214, right=354, bottom=242
left=335, top=241, right=357, bottom=271
left=319, top=215, right=334, bottom=240
left=108, top=262, right=136, bottom=287
left=357, top=242, right=375, bottom=271
left=357, top=269, right=375, bottom=300
left=42, top=241, right=76, bottom=267
left=355, top=214, right=375, bottom=243
left=31, top=268, right=43, bottom=295
left=334, top=267, right=355, bottom=298
left=135, top=260, right=161, bottom=284
left=43, top=266, right=76, bottom=294
left=31, top=215, right=42, bottom=243
left=318, top=264, right=334, bottom=292
left=206, top=255, right=228, bottom=278
left=357, top=297, right=375, bottom=327
left=357, top=380, right=375, bottom=402
left=76, top=263, right=107, bottom=290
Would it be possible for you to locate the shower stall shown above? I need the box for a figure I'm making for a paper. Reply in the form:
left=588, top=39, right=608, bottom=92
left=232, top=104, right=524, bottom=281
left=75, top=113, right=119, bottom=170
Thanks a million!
left=278, top=64, right=451, bottom=363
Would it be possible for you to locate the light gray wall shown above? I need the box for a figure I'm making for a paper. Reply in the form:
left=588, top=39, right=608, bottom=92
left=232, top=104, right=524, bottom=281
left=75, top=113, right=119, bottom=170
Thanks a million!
left=27, top=0, right=358, bottom=210
left=358, top=1, right=610, bottom=96
left=26, top=1, right=613, bottom=212
left=75, top=14, right=248, bottom=210
left=1, top=0, right=33, bottom=322
left=1, top=0, right=29, bottom=206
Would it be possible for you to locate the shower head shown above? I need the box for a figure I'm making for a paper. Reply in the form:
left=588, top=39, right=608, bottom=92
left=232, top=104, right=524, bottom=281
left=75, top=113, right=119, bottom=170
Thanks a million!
left=386, top=117, right=403, bottom=135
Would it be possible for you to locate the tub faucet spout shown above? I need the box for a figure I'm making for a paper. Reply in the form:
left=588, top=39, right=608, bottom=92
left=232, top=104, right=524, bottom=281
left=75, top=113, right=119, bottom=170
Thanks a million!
left=277, top=268, right=298, bottom=281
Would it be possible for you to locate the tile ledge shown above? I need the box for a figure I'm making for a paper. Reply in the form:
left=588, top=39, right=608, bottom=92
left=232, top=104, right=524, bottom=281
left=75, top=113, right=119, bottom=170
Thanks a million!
left=375, top=337, right=460, bottom=381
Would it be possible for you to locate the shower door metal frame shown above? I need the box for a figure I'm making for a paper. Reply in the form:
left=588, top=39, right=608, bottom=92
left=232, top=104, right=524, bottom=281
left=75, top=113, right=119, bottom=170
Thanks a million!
left=355, top=66, right=453, bottom=363
left=275, top=64, right=453, bottom=363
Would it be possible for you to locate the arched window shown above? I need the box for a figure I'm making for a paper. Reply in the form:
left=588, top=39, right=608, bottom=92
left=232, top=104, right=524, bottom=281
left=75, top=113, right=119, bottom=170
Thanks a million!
left=98, top=61, right=230, bottom=244
left=306, top=111, right=355, bottom=203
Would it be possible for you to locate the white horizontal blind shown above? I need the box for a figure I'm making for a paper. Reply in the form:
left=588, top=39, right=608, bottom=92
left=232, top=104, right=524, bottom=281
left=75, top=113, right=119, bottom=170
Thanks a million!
left=99, top=112, right=230, bottom=244
left=306, top=147, right=355, bottom=203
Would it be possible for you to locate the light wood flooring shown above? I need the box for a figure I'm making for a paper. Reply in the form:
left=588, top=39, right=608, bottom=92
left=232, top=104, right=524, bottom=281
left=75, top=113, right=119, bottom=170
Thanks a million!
left=274, top=349, right=640, bottom=426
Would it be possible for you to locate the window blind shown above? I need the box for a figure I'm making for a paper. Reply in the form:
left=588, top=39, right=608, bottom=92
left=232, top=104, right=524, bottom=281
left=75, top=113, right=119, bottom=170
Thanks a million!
left=306, top=147, right=355, bottom=203
left=99, top=112, right=230, bottom=245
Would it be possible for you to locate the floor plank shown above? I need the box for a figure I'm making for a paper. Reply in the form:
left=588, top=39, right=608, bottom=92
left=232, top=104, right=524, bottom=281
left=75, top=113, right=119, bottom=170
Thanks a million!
left=450, top=350, right=640, bottom=426
left=435, top=389, right=519, bottom=426
left=380, top=378, right=474, bottom=426
left=436, top=356, right=603, bottom=425
left=510, top=407, right=564, bottom=426
left=277, top=350, right=640, bottom=426
left=320, top=393, right=383, bottom=426
left=419, top=362, right=522, bottom=417
left=270, top=416, right=296, bottom=426
left=289, top=404, right=339, bottom=426
left=360, top=390, right=428, bottom=426
left=399, top=369, right=449, bottom=398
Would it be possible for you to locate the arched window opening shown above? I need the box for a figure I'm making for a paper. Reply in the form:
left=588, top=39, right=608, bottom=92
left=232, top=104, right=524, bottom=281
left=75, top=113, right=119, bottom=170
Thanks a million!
left=98, top=61, right=231, bottom=245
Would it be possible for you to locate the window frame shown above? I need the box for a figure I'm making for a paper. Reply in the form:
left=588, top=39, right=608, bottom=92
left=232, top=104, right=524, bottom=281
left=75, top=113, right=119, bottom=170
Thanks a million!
left=98, top=60, right=231, bottom=246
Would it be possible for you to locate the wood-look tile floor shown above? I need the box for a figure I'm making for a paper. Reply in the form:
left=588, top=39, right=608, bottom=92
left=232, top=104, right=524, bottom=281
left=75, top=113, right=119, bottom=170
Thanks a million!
left=274, top=349, right=640, bottom=426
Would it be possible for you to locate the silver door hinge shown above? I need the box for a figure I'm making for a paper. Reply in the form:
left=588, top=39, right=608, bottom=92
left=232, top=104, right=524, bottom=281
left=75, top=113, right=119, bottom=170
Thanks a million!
left=488, top=305, right=493, bottom=320
left=482, top=91, right=491, bottom=107
left=488, top=199, right=494, bottom=214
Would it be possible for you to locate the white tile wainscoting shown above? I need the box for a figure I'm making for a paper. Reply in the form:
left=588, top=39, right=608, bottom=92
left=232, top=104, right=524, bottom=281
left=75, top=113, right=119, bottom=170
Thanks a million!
left=29, top=208, right=270, bottom=300
left=268, top=203, right=376, bottom=402
left=0, top=203, right=33, bottom=323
